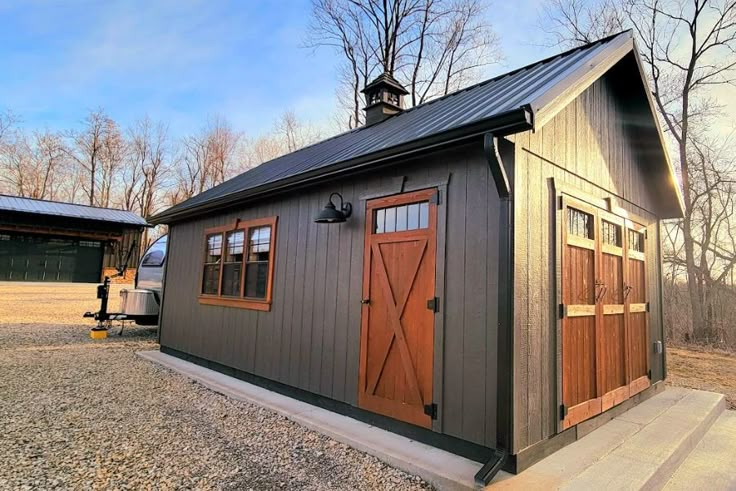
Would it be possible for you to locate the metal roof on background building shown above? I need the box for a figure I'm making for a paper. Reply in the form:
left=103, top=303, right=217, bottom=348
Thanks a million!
left=153, top=30, right=681, bottom=223
left=0, top=195, right=148, bottom=227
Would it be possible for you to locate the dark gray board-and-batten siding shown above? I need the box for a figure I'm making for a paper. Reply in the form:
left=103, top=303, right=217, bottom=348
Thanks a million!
left=509, top=68, right=666, bottom=453
left=159, top=142, right=505, bottom=449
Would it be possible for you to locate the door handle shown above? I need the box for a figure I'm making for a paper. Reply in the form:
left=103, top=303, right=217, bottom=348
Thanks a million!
left=623, top=285, right=633, bottom=299
left=595, top=281, right=607, bottom=303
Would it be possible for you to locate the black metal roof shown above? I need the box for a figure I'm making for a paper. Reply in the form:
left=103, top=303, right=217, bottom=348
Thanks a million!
left=0, top=195, right=148, bottom=227
left=152, top=30, right=682, bottom=223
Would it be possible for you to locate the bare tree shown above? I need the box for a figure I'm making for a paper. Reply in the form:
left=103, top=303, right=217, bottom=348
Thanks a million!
left=65, top=109, right=118, bottom=206
left=171, top=117, right=243, bottom=205
left=29, top=131, right=65, bottom=200
left=0, top=127, right=65, bottom=200
left=541, top=0, right=626, bottom=46
left=540, top=0, right=736, bottom=342
left=98, top=118, right=125, bottom=208
left=307, top=0, right=501, bottom=128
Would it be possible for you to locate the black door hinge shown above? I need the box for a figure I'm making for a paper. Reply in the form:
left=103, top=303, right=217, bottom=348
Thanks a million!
left=427, top=297, right=439, bottom=313
left=647, top=369, right=652, bottom=380
left=559, top=304, right=566, bottom=319
left=423, top=403, right=438, bottom=420
left=559, top=404, right=568, bottom=420
left=646, top=302, right=650, bottom=312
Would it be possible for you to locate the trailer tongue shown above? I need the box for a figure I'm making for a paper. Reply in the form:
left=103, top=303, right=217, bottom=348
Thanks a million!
left=84, top=237, right=165, bottom=338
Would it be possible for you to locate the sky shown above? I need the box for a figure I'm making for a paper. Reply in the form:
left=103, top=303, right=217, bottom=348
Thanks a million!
left=0, top=0, right=554, bottom=138
left=1, top=0, right=732, bottom=140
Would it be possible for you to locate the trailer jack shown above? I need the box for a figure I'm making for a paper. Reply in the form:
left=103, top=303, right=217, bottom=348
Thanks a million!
left=83, top=241, right=136, bottom=339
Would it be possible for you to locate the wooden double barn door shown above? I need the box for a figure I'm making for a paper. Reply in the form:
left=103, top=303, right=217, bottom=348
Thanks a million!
left=358, top=189, right=437, bottom=428
left=561, top=197, right=650, bottom=429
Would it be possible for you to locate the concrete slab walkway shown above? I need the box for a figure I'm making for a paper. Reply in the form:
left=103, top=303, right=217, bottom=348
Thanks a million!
left=492, top=388, right=726, bottom=490
left=664, top=410, right=736, bottom=490
left=139, top=350, right=731, bottom=491
left=138, top=350, right=483, bottom=491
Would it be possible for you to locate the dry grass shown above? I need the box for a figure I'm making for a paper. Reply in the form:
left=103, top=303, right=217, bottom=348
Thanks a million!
left=0, top=281, right=130, bottom=325
left=667, top=346, right=736, bottom=410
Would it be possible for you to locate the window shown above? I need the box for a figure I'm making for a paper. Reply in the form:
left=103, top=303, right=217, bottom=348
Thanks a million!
left=245, top=226, right=271, bottom=298
left=601, top=220, right=621, bottom=247
left=629, top=230, right=644, bottom=253
left=568, top=208, right=593, bottom=239
left=140, top=236, right=167, bottom=267
left=375, top=202, right=429, bottom=234
left=202, top=234, right=222, bottom=295
left=199, top=217, right=277, bottom=311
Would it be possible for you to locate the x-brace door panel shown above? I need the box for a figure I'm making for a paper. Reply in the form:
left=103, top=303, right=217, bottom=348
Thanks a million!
left=359, top=188, right=437, bottom=428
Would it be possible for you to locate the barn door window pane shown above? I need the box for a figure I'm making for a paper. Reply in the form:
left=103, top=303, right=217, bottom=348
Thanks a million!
left=245, top=226, right=271, bottom=299
left=202, top=233, right=222, bottom=295
left=375, top=209, right=385, bottom=234
left=221, top=230, right=244, bottom=296
left=407, top=203, right=419, bottom=229
left=567, top=208, right=593, bottom=239
left=601, top=220, right=621, bottom=246
left=374, top=201, right=430, bottom=234
left=385, top=207, right=396, bottom=233
left=629, top=230, right=644, bottom=252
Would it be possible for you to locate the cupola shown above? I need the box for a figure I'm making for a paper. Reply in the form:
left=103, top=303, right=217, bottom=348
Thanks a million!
left=361, top=72, right=409, bottom=126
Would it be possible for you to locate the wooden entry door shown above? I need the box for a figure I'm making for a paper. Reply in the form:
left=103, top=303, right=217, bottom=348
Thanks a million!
left=561, top=198, right=650, bottom=429
left=358, top=188, right=437, bottom=428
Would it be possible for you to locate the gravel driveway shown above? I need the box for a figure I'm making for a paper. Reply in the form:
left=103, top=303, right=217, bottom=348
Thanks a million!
left=0, top=282, right=430, bottom=490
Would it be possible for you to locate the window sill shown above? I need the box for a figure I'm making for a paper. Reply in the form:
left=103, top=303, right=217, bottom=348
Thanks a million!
left=198, top=295, right=271, bottom=311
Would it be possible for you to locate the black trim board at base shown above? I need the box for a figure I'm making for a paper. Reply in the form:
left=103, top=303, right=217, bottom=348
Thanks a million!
left=160, top=345, right=517, bottom=473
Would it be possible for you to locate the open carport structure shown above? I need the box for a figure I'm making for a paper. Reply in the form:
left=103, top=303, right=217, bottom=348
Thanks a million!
left=0, top=195, right=146, bottom=283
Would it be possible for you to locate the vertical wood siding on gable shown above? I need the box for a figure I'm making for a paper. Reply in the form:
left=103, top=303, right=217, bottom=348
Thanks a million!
left=511, top=74, right=665, bottom=453
left=159, top=142, right=503, bottom=448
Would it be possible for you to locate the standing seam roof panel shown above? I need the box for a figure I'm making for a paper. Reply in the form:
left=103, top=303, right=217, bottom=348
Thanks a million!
left=157, top=33, right=627, bottom=217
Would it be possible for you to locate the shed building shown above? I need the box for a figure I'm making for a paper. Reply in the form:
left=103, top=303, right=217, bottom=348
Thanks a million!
left=0, top=195, right=147, bottom=283
left=150, top=31, right=683, bottom=473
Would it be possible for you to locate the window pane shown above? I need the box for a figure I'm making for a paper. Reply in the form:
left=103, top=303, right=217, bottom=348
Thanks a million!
left=245, top=262, right=269, bottom=298
left=202, top=264, right=220, bottom=294
left=374, top=202, right=430, bottom=234
left=248, top=226, right=271, bottom=261
left=602, top=221, right=621, bottom=246
left=141, top=237, right=167, bottom=267
left=385, top=207, right=396, bottom=233
left=407, top=203, right=419, bottom=230
left=225, top=230, right=244, bottom=262
left=629, top=231, right=644, bottom=252
left=375, top=209, right=385, bottom=233
left=568, top=208, right=593, bottom=239
left=419, top=202, right=429, bottom=229
left=395, top=205, right=407, bottom=231
left=205, top=234, right=222, bottom=263
left=221, top=263, right=241, bottom=296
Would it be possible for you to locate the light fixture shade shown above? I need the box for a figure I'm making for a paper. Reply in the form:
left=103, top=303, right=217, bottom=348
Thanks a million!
left=315, top=193, right=352, bottom=224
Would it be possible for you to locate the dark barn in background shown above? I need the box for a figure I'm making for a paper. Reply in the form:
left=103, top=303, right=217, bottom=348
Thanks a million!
left=150, top=31, right=684, bottom=474
left=0, top=195, right=147, bottom=283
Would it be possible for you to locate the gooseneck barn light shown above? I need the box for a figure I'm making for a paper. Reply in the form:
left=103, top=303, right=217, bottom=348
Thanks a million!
left=315, top=192, right=353, bottom=224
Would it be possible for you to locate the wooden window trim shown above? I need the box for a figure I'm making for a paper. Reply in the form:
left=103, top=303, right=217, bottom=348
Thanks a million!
left=197, top=216, right=278, bottom=311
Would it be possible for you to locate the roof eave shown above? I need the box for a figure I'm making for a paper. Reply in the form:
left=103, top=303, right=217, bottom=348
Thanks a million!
left=150, top=107, right=533, bottom=225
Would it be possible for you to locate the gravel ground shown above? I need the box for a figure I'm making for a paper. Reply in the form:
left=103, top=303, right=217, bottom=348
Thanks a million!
left=0, top=282, right=431, bottom=490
